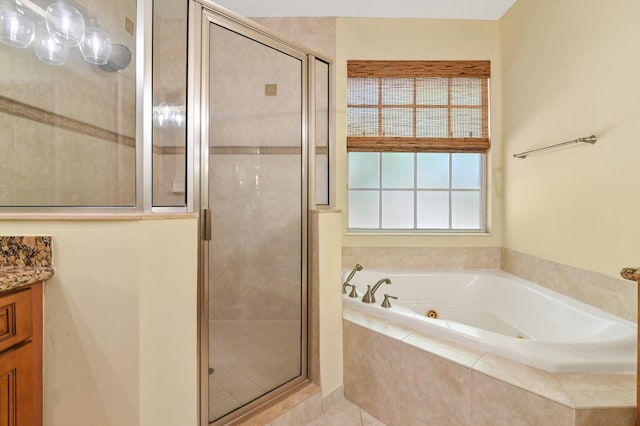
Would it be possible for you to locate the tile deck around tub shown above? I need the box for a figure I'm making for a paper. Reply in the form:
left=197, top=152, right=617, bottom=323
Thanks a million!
left=343, top=307, right=636, bottom=416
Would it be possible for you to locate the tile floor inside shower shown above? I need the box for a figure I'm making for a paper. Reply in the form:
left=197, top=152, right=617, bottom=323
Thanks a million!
left=209, top=320, right=302, bottom=421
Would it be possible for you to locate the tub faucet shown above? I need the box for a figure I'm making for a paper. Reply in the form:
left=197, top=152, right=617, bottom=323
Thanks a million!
left=342, top=263, right=363, bottom=294
left=381, top=294, right=398, bottom=308
left=347, top=284, right=359, bottom=298
left=361, top=278, right=391, bottom=303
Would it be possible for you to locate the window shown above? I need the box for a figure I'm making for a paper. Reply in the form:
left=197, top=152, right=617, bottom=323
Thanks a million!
left=347, top=60, right=490, bottom=231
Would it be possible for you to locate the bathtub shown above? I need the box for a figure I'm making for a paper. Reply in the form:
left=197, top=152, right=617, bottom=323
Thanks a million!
left=342, top=269, right=637, bottom=373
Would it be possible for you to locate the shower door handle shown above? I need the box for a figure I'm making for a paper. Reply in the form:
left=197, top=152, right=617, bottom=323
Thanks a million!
left=203, top=208, right=212, bottom=241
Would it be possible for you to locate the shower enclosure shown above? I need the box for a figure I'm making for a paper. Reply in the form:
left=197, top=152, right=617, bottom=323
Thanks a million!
left=189, top=2, right=331, bottom=424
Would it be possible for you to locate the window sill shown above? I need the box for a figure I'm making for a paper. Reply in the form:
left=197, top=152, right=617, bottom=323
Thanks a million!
left=346, top=230, right=493, bottom=237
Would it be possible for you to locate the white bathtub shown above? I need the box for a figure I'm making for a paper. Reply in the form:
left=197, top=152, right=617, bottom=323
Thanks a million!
left=342, top=269, right=637, bottom=373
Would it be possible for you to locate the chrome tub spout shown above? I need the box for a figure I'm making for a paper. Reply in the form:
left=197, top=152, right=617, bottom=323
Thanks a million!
left=362, top=278, right=391, bottom=303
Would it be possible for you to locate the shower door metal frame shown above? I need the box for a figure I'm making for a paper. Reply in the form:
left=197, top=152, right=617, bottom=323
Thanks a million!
left=190, top=1, right=321, bottom=424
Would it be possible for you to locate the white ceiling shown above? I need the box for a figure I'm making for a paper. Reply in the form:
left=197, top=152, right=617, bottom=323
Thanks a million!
left=212, top=0, right=518, bottom=20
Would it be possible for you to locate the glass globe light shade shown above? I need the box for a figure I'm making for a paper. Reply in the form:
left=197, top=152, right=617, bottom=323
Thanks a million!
left=45, top=2, right=85, bottom=47
left=0, top=3, right=35, bottom=48
left=172, top=109, right=186, bottom=127
left=34, top=28, right=69, bottom=66
left=153, top=103, right=172, bottom=128
left=80, top=25, right=111, bottom=65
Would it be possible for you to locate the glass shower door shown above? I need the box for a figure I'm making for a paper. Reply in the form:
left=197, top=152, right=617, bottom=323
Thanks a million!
left=204, top=18, right=307, bottom=424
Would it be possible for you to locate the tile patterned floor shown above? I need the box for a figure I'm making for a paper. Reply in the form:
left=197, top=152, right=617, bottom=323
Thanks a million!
left=306, top=400, right=387, bottom=426
left=209, top=320, right=301, bottom=422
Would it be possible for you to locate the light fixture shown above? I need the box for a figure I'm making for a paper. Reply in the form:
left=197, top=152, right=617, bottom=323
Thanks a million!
left=45, top=1, right=85, bottom=47
left=98, top=43, right=131, bottom=72
left=33, top=25, right=68, bottom=65
left=1, top=0, right=127, bottom=70
left=153, top=103, right=186, bottom=128
left=0, top=1, right=35, bottom=48
left=80, top=21, right=111, bottom=64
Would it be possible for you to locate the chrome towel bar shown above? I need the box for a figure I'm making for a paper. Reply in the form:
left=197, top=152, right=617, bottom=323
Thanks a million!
left=513, top=135, right=597, bottom=159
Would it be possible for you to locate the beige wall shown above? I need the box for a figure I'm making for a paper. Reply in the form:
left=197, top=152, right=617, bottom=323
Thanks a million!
left=0, top=218, right=198, bottom=426
left=139, top=219, right=199, bottom=426
left=336, top=18, right=503, bottom=249
left=316, top=210, right=343, bottom=398
left=500, top=0, right=640, bottom=279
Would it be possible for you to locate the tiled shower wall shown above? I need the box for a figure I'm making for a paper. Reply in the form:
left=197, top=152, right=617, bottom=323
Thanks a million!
left=207, top=22, right=303, bottom=321
left=206, top=17, right=337, bottom=321
left=209, top=153, right=302, bottom=320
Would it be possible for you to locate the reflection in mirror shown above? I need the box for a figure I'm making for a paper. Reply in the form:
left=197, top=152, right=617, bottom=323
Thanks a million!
left=152, top=0, right=187, bottom=207
left=0, top=0, right=136, bottom=207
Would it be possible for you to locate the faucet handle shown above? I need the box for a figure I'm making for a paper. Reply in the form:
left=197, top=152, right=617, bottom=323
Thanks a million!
left=381, top=294, right=398, bottom=308
left=348, top=284, right=358, bottom=298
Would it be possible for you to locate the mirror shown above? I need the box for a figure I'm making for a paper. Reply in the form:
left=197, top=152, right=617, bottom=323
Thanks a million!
left=0, top=0, right=136, bottom=207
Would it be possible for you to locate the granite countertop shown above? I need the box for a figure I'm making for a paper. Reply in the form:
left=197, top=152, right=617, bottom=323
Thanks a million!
left=0, top=236, right=54, bottom=293
left=0, top=266, right=55, bottom=293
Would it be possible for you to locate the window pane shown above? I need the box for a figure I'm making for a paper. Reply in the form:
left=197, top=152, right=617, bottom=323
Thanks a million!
left=349, top=152, right=379, bottom=188
left=349, top=191, right=379, bottom=228
left=452, top=153, right=482, bottom=189
left=348, top=77, right=378, bottom=105
left=382, top=108, right=412, bottom=136
left=382, top=153, right=414, bottom=188
left=346, top=63, right=489, bottom=233
left=416, top=108, right=448, bottom=138
left=417, top=191, right=449, bottom=229
left=382, top=78, right=412, bottom=105
left=451, top=108, right=482, bottom=138
left=417, top=153, right=449, bottom=188
left=416, top=77, right=448, bottom=105
left=382, top=191, right=413, bottom=229
left=452, top=191, right=482, bottom=229
left=347, top=108, right=378, bottom=137
left=451, top=78, right=483, bottom=105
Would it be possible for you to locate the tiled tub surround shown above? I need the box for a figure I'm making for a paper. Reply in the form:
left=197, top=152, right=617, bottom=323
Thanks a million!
left=342, top=246, right=501, bottom=270
left=0, top=236, right=54, bottom=292
left=343, top=309, right=636, bottom=426
left=502, top=248, right=637, bottom=323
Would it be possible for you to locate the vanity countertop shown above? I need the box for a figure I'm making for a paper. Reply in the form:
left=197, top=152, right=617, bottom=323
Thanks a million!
left=0, top=236, right=54, bottom=293
left=0, top=266, right=55, bottom=293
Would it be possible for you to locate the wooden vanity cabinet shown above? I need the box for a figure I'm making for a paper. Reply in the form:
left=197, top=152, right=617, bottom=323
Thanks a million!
left=0, top=282, right=43, bottom=426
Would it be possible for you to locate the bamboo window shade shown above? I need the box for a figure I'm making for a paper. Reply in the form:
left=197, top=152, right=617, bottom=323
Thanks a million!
left=347, top=60, right=490, bottom=153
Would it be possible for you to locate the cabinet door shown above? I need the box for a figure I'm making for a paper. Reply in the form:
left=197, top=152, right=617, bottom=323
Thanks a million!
left=0, top=343, right=33, bottom=426
left=0, top=289, right=33, bottom=353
